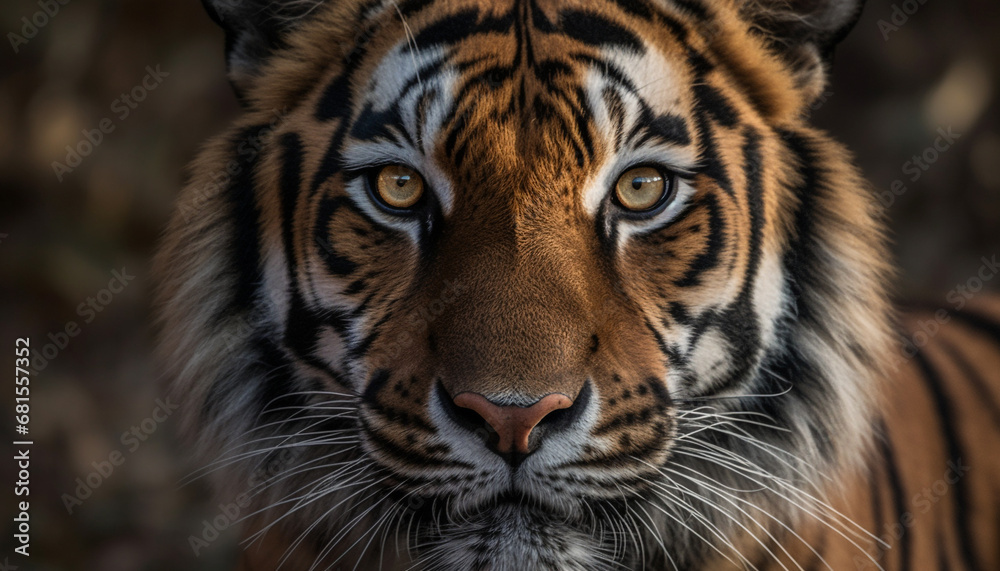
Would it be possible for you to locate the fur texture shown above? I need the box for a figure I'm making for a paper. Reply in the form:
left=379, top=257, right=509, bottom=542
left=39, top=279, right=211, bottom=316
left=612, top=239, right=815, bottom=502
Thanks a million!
left=155, top=1, right=1000, bottom=569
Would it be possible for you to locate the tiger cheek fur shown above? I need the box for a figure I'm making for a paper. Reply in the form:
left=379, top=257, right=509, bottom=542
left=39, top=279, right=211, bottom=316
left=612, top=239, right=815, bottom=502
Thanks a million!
left=156, top=1, right=1000, bottom=570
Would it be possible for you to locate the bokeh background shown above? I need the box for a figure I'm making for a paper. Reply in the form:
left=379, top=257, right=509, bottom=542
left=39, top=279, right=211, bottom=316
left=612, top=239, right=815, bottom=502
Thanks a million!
left=0, top=0, right=998, bottom=569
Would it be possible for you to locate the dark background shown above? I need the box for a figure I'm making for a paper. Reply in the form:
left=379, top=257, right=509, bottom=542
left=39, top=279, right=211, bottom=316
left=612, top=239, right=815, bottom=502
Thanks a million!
left=0, top=0, right=998, bottom=569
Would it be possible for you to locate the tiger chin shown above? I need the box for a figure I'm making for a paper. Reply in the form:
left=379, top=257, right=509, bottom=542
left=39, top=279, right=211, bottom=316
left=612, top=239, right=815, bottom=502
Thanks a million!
left=154, top=0, right=1000, bottom=569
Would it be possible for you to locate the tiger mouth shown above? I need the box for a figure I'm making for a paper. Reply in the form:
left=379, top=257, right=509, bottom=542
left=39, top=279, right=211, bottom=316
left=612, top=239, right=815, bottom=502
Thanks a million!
left=478, top=490, right=564, bottom=512
left=407, top=494, right=627, bottom=571
left=413, top=492, right=596, bottom=536
left=403, top=485, right=591, bottom=527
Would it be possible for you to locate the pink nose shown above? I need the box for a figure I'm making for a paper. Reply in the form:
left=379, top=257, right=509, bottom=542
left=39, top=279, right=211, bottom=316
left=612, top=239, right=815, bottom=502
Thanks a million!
left=453, top=392, right=574, bottom=454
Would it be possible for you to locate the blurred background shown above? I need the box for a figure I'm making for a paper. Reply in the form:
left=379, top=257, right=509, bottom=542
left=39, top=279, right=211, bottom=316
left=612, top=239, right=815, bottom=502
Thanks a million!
left=0, top=0, right=998, bottom=569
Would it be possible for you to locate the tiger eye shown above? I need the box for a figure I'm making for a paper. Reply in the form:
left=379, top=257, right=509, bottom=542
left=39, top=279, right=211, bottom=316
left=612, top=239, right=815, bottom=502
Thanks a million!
left=375, top=165, right=425, bottom=209
left=615, top=166, right=667, bottom=212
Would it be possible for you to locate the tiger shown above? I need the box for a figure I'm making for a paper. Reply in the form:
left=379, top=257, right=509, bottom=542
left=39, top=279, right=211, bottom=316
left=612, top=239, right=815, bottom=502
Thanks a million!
left=153, top=0, right=1000, bottom=569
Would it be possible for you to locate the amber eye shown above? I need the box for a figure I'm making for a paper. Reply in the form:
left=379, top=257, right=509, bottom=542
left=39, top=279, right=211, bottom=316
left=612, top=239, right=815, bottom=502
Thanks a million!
left=615, top=166, right=669, bottom=212
left=373, top=165, right=425, bottom=210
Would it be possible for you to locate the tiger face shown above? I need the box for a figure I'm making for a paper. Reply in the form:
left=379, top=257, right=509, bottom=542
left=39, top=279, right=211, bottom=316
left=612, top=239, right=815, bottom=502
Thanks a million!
left=157, top=0, right=892, bottom=569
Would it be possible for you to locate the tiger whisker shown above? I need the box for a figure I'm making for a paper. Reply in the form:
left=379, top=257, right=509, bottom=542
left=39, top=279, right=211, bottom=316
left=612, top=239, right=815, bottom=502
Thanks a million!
left=664, top=449, right=885, bottom=570
left=661, top=453, right=835, bottom=571
left=316, top=480, right=410, bottom=571
left=182, top=415, right=357, bottom=480
left=630, top=458, right=756, bottom=570
left=655, top=470, right=798, bottom=571
left=181, top=434, right=361, bottom=485
left=246, top=468, right=385, bottom=554
left=677, top=431, right=884, bottom=547
left=267, top=473, right=391, bottom=571
left=246, top=450, right=363, bottom=499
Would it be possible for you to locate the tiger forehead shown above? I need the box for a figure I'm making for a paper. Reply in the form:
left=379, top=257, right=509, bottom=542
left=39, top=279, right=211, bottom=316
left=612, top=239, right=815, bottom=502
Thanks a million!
left=348, top=0, right=695, bottom=188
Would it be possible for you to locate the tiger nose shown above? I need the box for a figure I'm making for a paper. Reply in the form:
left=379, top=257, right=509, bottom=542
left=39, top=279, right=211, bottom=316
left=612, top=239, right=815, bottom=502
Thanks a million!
left=453, top=392, right=574, bottom=455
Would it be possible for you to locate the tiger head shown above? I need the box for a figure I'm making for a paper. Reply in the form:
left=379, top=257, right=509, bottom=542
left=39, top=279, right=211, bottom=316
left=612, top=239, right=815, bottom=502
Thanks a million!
left=156, top=0, right=892, bottom=568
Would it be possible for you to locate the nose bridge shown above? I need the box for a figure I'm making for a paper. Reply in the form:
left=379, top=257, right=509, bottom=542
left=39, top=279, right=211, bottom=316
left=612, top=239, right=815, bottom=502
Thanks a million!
left=432, top=215, right=596, bottom=400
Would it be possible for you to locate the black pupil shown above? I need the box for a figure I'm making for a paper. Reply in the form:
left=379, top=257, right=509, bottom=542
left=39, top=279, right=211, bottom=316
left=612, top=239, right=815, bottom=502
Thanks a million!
left=632, top=177, right=644, bottom=190
left=396, top=175, right=410, bottom=187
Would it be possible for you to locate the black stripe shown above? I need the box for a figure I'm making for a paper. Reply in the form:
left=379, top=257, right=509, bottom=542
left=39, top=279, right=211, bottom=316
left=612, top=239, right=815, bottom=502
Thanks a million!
left=737, top=127, right=765, bottom=302
left=945, top=307, right=1000, bottom=350
left=312, top=53, right=366, bottom=191
left=648, top=114, right=691, bottom=146
left=674, top=190, right=725, bottom=287
left=913, top=350, right=981, bottom=571
left=361, top=416, right=461, bottom=469
left=276, top=153, right=352, bottom=382
left=667, top=301, right=691, bottom=326
left=362, top=368, right=391, bottom=404
left=277, top=133, right=341, bottom=376
left=870, top=459, right=886, bottom=569
left=878, top=418, right=910, bottom=570
left=648, top=6, right=692, bottom=43
left=708, top=128, right=764, bottom=394
left=442, top=106, right=471, bottom=159
left=284, top=295, right=340, bottom=377
left=526, top=0, right=555, bottom=33
left=558, top=9, right=644, bottom=53
left=413, top=86, right=438, bottom=147
left=411, top=8, right=514, bottom=48
left=938, top=529, right=952, bottom=571
left=368, top=400, right=435, bottom=432
left=939, top=339, right=1000, bottom=431
left=685, top=45, right=714, bottom=76
left=316, top=59, right=358, bottom=122
left=397, top=0, right=433, bottom=17
left=531, top=59, right=573, bottom=85
left=593, top=405, right=660, bottom=435
left=877, top=422, right=909, bottom=570
left=569, top=52, right=639, bottom=93
left=412, top=8, right=480, bottom=47
left=694, top=84, right=739, bottom=128
left=643, top=317, right=672, bottom=364
left=683, top=307, right=717, bottom=350
left=570, top=87, right=596, bottom=166
left=630, top=108, right=692, bottom=147
left=775, top=128, right=823, bottom=326
left=351, top=102, right=410, bottom=145
left=671, top=0, right=709, bottom=20
left=349, top=327, right=381, bottom=359
left=532, top=97, right=585, bottom=167
left=314, top=196, right=360, bottom=276
left=690, top=105, right=732, bottom=195
left=279, top=133, right=304, bottom=278
left=608, top=0, right=652, bottom=19
left=223, top=125, right=267, bottom=314
left=311, top=127, right=349, bottom=194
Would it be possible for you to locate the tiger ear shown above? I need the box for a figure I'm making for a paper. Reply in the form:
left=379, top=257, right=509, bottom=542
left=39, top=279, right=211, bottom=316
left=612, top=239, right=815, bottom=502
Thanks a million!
left=202, top=0, right=328, bottom=97
left=742, top=0, right=865, bottom=104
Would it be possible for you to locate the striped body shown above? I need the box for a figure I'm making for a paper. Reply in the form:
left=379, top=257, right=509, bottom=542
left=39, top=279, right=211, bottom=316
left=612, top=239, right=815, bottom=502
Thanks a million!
left=710, top=302, right=1000, bottom=571
left=154, top=0, right=1000, bottom=569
